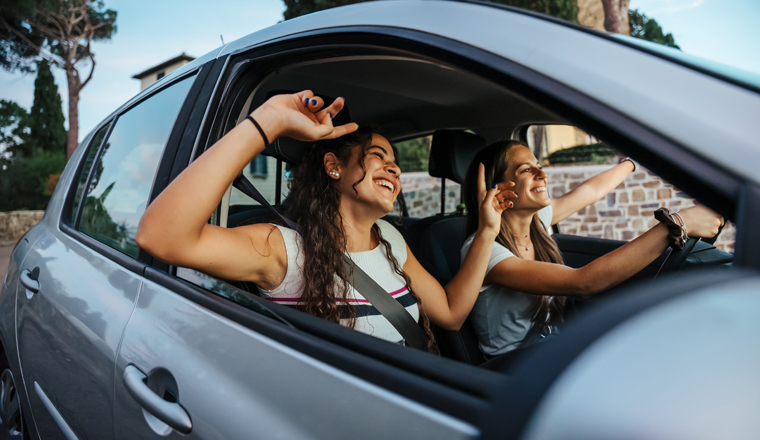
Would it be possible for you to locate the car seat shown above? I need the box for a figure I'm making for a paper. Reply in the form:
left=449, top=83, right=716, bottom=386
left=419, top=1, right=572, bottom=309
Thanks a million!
left=408, top=130, right=488, bottom=365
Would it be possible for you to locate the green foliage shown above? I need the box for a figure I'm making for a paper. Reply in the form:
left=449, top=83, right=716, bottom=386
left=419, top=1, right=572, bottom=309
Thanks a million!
left=0, top=150, right=66, bottom=211
left=0, top=0, right=117, bottom=73
left=488, top=0, right=578, bottom=22
left=30, top=59, right=66, bottom=154
left=395, top=137, right=431, bottom=173
left=283, top=0, right=372, bottom=20
left=283, top=0, right=578, bottom=21
left=545, top=142, right=618, bottom=165
left=629, top=9, right=679, bottom=49
left=0, top=99, right=32, bottom=157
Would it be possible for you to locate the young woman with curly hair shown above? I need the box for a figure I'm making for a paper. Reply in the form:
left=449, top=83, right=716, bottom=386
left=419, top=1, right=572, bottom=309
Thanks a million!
left=137, top=91, right=516, bottom=353
left=461, top=140, right=723, bottom=358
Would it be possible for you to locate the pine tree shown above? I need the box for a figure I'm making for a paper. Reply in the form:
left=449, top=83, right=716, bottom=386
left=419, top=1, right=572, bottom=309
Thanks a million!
left=30, top=59, right=66, bottom=155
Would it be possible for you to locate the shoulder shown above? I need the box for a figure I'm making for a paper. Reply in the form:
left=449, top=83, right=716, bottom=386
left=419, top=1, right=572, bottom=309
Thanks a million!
left=461, top=233, right=516, bottom=274
left=376, top=219, right=405, bottom=244
left=538, top=204, right=553, bottom=230
left=376, top=219, right=408, bottom=261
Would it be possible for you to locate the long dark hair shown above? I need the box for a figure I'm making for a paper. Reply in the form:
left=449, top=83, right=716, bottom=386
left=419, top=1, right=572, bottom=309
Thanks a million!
left=463, top=140, right=566, bottom=327
left=284, top=127, right=438, bottom=353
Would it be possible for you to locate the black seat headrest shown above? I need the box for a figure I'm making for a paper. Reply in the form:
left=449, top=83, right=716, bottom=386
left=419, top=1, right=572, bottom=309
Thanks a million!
left=259, top=93, right=352, bottom=165
left=428, top=130, right=486, bottom=184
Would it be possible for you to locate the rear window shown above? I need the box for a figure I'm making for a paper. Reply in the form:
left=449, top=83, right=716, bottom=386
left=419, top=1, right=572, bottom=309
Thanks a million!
left=77, top=75, right=195, bottom=257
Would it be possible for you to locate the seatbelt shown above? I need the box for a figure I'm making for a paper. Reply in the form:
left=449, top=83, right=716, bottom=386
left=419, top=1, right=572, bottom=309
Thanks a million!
left=232, top=173, right=427, bottom=350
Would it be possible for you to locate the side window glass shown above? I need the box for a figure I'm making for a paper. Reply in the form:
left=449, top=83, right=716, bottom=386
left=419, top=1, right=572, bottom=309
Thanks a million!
left=70, top=122, right=111, bottom=223
left=229, top=156, right=289, bottom=209
left=77, top=75, right=195, bottom=257
left=395, top=135, right=460, bottom=217
left=526, top=125, right=734, bottom=253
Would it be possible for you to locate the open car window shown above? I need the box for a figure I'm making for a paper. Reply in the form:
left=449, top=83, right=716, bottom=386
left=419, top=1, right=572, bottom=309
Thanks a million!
left=526, top=124, right=735, bottom=254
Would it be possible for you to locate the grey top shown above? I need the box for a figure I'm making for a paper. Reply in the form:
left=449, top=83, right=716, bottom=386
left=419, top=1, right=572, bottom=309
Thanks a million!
left=460, top=205, right=553, bottom=356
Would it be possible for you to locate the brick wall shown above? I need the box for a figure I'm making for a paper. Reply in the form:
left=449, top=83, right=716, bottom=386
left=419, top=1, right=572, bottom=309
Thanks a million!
left=399, top=167, right=735, bottom=253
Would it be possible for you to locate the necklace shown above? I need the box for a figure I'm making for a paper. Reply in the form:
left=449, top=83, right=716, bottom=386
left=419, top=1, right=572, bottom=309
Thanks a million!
left=514, top=235, right=531, bottom=252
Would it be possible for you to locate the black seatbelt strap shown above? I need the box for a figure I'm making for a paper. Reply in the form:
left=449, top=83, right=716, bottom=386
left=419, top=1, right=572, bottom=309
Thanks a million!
left=232, top=173, right=427, bottom=350
left=340, top=256, right=427, bottom=350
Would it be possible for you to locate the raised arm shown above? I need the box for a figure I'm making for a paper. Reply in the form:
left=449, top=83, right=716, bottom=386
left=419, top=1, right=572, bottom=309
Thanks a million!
left=551, top=159, right=635, bottom=224
left=403, top=164, right=516, bottom=330
left=136, top=91, right=358, bottom=289
left=486, top=205, right=722, bottom=297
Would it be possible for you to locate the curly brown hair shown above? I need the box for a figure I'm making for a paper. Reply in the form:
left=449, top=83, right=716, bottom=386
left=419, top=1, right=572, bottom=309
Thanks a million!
left=284, top=127, right=439, bottom=353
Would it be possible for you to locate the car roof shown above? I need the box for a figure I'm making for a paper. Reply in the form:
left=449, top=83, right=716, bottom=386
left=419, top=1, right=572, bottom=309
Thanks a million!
left=155, top=0, right=760, bottom=187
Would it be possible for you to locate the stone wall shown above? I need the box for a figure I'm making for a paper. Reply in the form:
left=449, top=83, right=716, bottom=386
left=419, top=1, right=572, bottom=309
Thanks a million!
left=399, top=167, right=735, bottom=253
left=0, top=211, right=45, bottom=246
left=545, top=165, right=735, bottom=252
left=399, top=172, right=461, bottom=218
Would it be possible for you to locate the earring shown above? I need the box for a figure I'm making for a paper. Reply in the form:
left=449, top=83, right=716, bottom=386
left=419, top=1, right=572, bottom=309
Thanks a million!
left=329, top=171, right=340, bottom=178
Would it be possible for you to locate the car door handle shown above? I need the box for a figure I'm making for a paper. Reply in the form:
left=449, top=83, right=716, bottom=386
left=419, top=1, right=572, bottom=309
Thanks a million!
left=20, top=268, right=40, bottom=294
left=123, top=365, right=192, bottom=434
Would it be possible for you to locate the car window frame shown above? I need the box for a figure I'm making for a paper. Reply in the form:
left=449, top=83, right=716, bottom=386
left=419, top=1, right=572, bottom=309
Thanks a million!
left=59, top=67, right=205, bottom=275
left=146, top=25, right=758, bottom=432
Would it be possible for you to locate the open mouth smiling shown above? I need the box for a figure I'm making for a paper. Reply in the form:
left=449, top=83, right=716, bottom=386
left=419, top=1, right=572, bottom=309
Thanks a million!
left=374, top=179, right=395, bottom=193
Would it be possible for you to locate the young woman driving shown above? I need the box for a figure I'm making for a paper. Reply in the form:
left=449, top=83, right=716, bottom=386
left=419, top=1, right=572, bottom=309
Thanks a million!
left=461, top=140, right=723, bottom=358
left=136, top=91, right=516, bottom=353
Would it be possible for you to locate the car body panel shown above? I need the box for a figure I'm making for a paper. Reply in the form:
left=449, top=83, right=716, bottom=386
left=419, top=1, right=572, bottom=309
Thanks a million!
left=522, top=277, right=760, bottom=440
left=15, top=227, right=141, bottom=439
left=113, top=279, right=479, bottom=439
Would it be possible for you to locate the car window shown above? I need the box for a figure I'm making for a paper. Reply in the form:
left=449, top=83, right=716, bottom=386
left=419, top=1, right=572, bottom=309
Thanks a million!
left=77, top=75, right=195, bottom=257
left=526, top=124, right=735, bottom=253
left=395, top=136, right=462, bottom=218
left=228, top=156, right=290, bottom=211
left=70, top=122, right=111, bottom=223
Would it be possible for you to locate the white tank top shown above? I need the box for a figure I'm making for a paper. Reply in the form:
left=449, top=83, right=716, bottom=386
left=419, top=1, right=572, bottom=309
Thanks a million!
left=258, top=219, right=420, bottom=344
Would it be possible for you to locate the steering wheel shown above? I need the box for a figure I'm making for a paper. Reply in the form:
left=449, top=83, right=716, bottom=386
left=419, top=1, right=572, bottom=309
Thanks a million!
left=655, top=226, right=723, bottom=278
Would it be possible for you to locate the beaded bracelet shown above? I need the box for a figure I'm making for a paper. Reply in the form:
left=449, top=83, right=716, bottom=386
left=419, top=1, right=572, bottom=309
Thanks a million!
left=654, top=207, right=687, bottom=250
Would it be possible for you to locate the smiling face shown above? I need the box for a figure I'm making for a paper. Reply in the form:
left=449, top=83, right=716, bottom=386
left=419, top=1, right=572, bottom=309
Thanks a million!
left=502, top=145, right=550, bottom=212
left=333, top=133, right=402, bottom=217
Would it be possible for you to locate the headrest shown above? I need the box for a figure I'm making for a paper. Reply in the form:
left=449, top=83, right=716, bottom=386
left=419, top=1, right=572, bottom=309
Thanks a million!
left=428, top=130, right=486, bottom=184
left=259, top=93, right=352, bottom=165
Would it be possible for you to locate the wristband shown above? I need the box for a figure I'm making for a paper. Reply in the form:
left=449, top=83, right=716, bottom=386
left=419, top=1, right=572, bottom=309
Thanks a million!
left=654, top=207, right=686, bottom=250
left=246, top=115, right=270, bottom=146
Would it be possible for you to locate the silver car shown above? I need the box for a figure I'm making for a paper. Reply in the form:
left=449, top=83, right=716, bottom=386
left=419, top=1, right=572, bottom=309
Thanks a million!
left=2, top=1, right=759, bottom=439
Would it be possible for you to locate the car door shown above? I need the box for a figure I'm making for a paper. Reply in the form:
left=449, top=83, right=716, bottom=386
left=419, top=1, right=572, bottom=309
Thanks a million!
left=14, top=72, right=198, bottom=439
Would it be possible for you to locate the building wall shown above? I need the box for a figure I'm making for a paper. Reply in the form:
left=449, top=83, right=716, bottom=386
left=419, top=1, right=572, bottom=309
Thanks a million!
left=139, top=60, right=192, bottom=90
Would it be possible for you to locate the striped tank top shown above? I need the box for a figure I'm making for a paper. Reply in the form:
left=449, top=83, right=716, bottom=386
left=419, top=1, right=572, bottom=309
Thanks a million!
left=258, top=220, right=420, bottom=344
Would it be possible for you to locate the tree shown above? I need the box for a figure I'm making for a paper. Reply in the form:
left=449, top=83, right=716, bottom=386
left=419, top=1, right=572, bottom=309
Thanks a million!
left=283, top=0, right=579, bottom=21
left=629, top=9, right=679, bottom=49
left=283, top=0, right=371, bottom=20
left=0, top=99, right=32, bottom=158
left=489, top=0, right=578, bottom=22
left=30, top=59, right=67, bottom=154
left=0, top=0, right=117, bottom=158
left=600, top=0, right=630, bottom=34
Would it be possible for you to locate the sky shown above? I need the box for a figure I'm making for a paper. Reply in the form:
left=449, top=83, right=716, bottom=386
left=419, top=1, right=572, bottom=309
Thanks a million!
left=1, top=0, right=759, bottom=144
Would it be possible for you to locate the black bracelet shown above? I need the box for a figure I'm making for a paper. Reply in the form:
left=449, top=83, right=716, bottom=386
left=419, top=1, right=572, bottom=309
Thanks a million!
left=246, top=115, right=270, bottom=146
left=654, top=207, right=686, bottom=250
